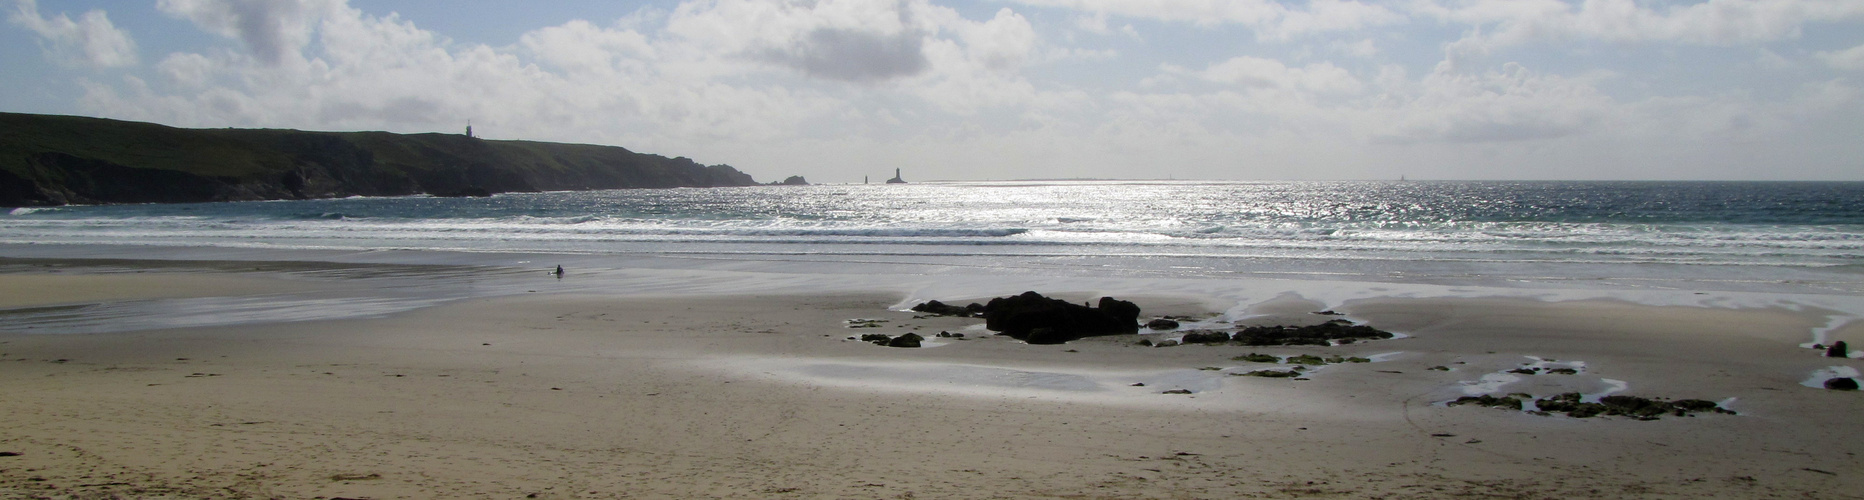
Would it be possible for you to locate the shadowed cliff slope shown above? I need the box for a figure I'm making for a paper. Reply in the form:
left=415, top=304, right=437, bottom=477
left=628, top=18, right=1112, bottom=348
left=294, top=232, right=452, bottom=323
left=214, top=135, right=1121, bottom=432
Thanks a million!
left=0, top=112, right=757, bottom=206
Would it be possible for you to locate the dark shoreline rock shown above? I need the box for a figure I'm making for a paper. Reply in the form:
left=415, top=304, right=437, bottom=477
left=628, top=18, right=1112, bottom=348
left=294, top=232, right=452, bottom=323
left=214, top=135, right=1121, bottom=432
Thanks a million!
left=1825, top=377, right=1859, bottom=390
left=910, top=300, right=983, bottom=317
left=1231, top=320, right=1395, bottom=346
left=1179, top=330, right=1231, bottom=344
left=1827, top=341, right=1849, bottom=358
left=1449, top=394, right=1524, bottom=411
left=1457, top=392, right=1738, bottom=420
left=981, top=292, right=1140, bottom=344
left=887, top=332, right=924, bottom=348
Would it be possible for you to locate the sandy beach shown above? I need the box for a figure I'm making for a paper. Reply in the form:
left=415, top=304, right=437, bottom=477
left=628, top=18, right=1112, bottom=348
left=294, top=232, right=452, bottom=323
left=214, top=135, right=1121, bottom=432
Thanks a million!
left=3, top=264, right=1862, bottom=499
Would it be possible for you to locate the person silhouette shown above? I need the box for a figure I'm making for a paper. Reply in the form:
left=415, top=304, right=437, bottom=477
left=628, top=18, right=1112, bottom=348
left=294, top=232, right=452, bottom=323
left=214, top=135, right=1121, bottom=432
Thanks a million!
left=554, top=265, right=564, bottom=279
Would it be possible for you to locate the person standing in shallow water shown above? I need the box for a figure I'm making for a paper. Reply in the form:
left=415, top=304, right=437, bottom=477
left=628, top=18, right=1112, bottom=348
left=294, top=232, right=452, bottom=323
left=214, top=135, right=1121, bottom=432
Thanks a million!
left=554, top=265, right=564, bottom=279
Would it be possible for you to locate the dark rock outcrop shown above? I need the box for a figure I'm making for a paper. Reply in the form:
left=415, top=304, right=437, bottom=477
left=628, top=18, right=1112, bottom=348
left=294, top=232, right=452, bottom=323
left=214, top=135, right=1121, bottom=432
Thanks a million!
left=1825, top=378, right=1859, bottom=390
left=982, top=292, right=1140, bottom=344
left=1449, top=394, right=1524, bottom=410
left=774, top=175, right=808, bottom=185
left=1145, top=318, right=1181, bottom=330
left=1524, top=392, right=1736, bottom=420
left=910, top=300, right=983, bottom=317
left=887, top=333, right=924, bottom=348
left=1231, top=320, right=1395, bottom=346
left=1827, top=341, right=1849, bottom=358
left=1179, top=330, right=1231, bottom=344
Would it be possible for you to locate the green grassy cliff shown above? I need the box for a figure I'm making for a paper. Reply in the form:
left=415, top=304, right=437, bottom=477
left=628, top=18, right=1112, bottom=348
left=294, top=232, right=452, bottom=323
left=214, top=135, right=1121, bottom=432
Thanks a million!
left=0, top=112, right=758, bottom=206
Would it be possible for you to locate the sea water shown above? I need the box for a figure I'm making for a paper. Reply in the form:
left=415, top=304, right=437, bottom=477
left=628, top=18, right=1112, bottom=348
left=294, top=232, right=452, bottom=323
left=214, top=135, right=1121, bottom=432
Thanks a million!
left=3, top=180, right=1859, bottom=294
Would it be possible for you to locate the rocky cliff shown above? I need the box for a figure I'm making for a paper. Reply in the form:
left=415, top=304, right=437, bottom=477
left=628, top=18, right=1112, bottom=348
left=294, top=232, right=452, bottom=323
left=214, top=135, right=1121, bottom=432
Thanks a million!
left=0, top=112, right=758, bottom=206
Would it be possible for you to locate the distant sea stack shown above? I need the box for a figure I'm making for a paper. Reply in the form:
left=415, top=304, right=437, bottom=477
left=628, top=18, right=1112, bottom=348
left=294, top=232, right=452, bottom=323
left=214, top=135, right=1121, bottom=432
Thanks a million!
left=0, top=112, right=759, bottom=207
left=886, top=168, right=906, bottom=184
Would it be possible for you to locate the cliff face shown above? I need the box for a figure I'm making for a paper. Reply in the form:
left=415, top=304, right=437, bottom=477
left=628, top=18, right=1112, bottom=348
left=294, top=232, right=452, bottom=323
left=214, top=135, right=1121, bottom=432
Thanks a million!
left=0, top=113, right=759, bottom=207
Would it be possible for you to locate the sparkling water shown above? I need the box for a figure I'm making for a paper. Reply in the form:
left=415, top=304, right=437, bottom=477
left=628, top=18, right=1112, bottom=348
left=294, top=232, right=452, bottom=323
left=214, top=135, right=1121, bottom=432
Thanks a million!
left=4, top=180, right=1861, bottom=294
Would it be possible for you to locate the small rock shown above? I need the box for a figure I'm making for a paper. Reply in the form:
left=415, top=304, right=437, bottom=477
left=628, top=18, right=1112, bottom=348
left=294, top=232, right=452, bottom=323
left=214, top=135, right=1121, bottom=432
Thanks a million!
left=887, top=333, right=924, bottom=348
left=1827, top=341, right=1849, bottom=358
left=1161, top=389, right=1193, bottom=394
left=1448, top=395, right=1524, bottom=410
left=910, top=300, right=981, bottom=317
left=1232, top=353, right=1279, bottom=363
left=1235, top=369, right=1301, bottom=378
left=1179, top=330, right=1231, bottom=344
left=1146, top=318, right=1181, bottom=330
left=1825, top=377, right=1859, bottom=391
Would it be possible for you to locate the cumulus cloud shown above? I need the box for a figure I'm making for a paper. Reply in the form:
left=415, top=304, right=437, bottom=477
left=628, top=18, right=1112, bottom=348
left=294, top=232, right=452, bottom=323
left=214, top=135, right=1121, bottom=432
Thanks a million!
left=7, top=0, right=136, bottom=68
left=1417, top=0, right=1864, bottom=60
left=76, top=0, right=1050, bottom=159
left=519, top=19, right=656, bottom=76
left=51, top=0, right=1864, bottom=181
left=1819, top=43, right=1864, bottom=71
left=1165, top=56, right=1363, bottom=94
left=156, top=0, right=345, bottom=66
left=1010, top=0, right=1402, bottom=40
left=664, top=0, right=934, bottom=83
left=1374, top=63, right=1614, bottom=144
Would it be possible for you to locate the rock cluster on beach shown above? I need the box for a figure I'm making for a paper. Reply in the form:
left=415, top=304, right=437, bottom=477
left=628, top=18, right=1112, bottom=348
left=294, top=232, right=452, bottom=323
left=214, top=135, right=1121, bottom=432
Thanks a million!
left=910, top=294, right=1402, bottom=347
left=910, top=300, right=985, bottom=317
left=1232, top=320, right=1394, bottom=346
left=1163, top=320, right=1395, bottom=346
left=1450, top=393, right=1736, bottom=420
left=913, top=292, right=1141, bottom=345
left=1804, top=341, right=1858, bottom=390
left=856, top=332, right=923, bottom=348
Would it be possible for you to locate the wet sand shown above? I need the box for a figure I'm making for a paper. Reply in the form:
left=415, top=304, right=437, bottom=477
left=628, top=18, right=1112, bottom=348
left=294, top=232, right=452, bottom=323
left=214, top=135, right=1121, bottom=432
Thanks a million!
left=2, top=270, right=1862, bottom=498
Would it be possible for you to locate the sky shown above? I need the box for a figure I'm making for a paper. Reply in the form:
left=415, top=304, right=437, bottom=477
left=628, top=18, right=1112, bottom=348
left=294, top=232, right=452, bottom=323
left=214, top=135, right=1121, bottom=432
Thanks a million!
left=4, top=0, right=1862, bottom=182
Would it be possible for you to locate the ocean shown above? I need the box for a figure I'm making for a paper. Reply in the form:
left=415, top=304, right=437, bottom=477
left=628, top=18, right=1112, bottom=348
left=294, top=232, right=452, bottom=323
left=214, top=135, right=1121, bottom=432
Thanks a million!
left=2, top=180, right=1862, bottom=334
left=4, top=180, right=1862, bottom=293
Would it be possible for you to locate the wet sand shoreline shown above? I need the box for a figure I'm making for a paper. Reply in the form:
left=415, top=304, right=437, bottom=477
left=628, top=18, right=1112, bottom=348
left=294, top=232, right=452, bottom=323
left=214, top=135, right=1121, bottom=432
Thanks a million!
left=2, top=263, right=1861, bottom=498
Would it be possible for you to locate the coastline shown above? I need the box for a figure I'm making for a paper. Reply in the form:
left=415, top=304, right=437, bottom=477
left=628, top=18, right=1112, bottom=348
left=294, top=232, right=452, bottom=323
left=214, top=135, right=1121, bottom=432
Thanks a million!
left=2, top=257, right=1862, bottom=498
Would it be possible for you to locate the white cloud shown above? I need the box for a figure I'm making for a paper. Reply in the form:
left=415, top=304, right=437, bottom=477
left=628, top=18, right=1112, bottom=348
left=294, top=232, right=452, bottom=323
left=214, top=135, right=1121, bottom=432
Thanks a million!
left=663, top=0, right=936, bottom=83
left=519, top=19, right=656, bottom=76
left=1332, top=38, right=1378, bottom=58
left=1417, top=0, right=1864, bottom=60
left=156, top=52, right=216, bottom=88
left=51, top=0, right=1864, bottom=181
left=1374, top=62, right=1615, bottom=144
left=1011, top=0, right=1403, bottom=40
left=156, top=0, right=345, bottom=66
left=1166, top=56, right=1364, bottom=94
left=76, top=0, right=1059, bottom=173
left=7, top=0, right=136, bottom=68
left=1818, top=43, right=1864, bottom=71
